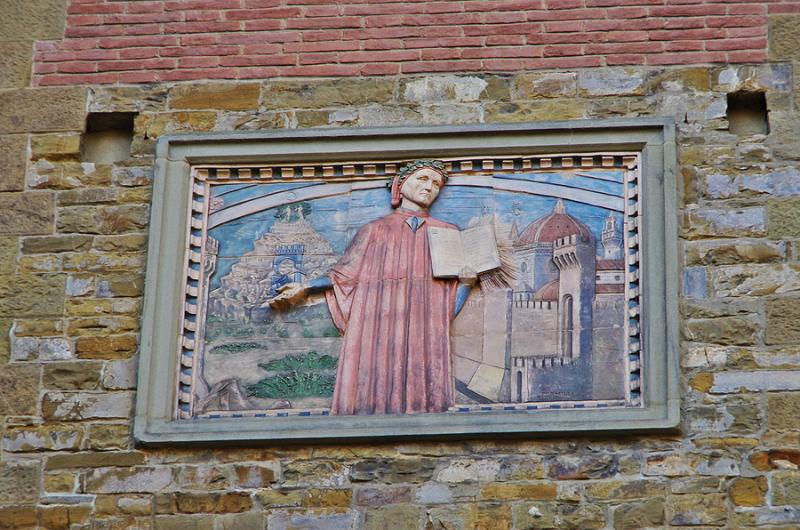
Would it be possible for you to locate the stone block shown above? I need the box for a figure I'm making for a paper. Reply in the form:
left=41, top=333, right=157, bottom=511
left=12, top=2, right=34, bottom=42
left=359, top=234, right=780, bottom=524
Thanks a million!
left=177, top=465, right=231, bottom=490
left=613, top=497, right=665, bottom=530
left=89, top=85, right=169, bottom=113
left=0, top=0, right=66, bottom=39
left=683, top=316, right=759, bottom=346
left=466, top=503, right=512, bottom=530
left=134, top=112, right=216, bottom=139
left=86, top=466, right=175, bottom=494
left=21, top=235, right=93, bottom=254
left=0, top=461, right=40, bottom=504
left=729, top=476, right=767, bottom=507
left=12, top=318, right=62, bottom=337
left=0, top=273, right=64, bottom=317
left=44, top=361, right=102, bottom=390
left=153, top=515, right=214, bottom=530
left=56, top=204, right=149, bottom=235
left=30, top=133, right=81, bottom=160
left=87, top=424, right=130, bottom=451
left=585, top=480, right=667, bottom=501
left=578, top=68, right=646, bottom=96
left=511, top=502, right=557, bottom=529
left=479, top=482, right=556, bottom=501
left=768, top=198, right=800, bottom=238
left=0, top=88, right=86, bottom=134
left=513, top=72, right=577, bottom=99
left=256, top=489, right=303, bottom=508
left=683, top=206, right=766, bottom=239
left=769, top=14, right=800, bottom=61
left=547, top=454, right=618, bottom=480
left=300, top=489, right=352, bottom=508
left=0, top=363, right=40, bottom=415
left=102, top=358, right=137, bottom=390
left=685, top=240, right=784, bottom=266
left=712, top=264, right=800, bottom=297
left=42, top=391, right=133, bottom=420
left=0, top=236, right=18, bottom=274
left=354, top=485, right=412, bottom=507
left=174, top=492, right=252, bottom=513
left=263, top=78, right=395, bottom=110
left=670, top=477, right=722, bottom=494
left=0, top=135, right=28, bottom=191
left=233, top=463, right=277, bottom=488
left=39, top=505, right=92, bottom=529
left=93, top=235, right=148, bottom=253
left=74, top=334, right=138, bottom=359
left=11, top=336, right=72, bottom=361
left=435, top=458, right=502, bottom=483
left=2, top=424, right=83, bottom=452
left=667, top=493, right=727, bottom=526
left=768, top=393, right=800, bottom=430
left=484, top=100, right=586, bottom=122
left=364, top=505, right=422, bottom=530
left=0, top=505, right=38, bottom=528
left=706, top=168, right=800, bottom=199
left=112, top=166, right=153, bottom=188
left=267, top=509, right=360, bottom=530
left=772, top=471, right=800, bottom=505
left=767, top=297, right=800, bottom=345
left=169, top=83, right=260, bottom=110
left=0, top=193, right=54, bottom=235
left=57, top=187, right=119, bottom=206
left=402, top=75, right=488, bottom=103
left=295, top=109, right=331, bottom=128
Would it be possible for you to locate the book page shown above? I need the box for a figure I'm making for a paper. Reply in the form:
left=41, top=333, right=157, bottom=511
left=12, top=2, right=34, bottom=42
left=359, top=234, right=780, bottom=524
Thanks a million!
left=427, top=226, right=465, bottom=278
left=461, top=223, right=501, bottom=274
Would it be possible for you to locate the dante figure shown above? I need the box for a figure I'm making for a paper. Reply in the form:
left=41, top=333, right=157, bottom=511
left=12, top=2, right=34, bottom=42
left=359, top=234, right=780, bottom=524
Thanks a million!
left=269, top=160, right=476, bottom=415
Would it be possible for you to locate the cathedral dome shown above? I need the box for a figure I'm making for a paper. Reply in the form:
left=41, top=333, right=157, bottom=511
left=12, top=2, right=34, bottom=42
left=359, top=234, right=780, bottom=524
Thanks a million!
left=517, top=199, right=593, bottom=245
left=533, top=279, right=559, bottom=301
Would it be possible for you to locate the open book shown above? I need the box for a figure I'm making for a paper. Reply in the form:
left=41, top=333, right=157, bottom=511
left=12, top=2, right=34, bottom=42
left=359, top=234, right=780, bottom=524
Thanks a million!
left=427, top=223, right=501, bottom=278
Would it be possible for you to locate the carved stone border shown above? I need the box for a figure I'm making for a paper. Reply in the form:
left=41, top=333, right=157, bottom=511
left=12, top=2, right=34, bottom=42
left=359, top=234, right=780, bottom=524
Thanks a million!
left=135, top=120, right=678, bottom=443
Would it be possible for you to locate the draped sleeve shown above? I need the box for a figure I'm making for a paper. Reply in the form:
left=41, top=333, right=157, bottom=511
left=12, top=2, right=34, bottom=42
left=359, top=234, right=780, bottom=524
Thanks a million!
left=324, top=223, right=373, bottom=332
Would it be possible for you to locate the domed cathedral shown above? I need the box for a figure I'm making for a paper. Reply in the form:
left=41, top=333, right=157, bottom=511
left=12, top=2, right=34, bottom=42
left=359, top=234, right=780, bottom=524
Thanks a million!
left=509, top=200, right=624, bottom=404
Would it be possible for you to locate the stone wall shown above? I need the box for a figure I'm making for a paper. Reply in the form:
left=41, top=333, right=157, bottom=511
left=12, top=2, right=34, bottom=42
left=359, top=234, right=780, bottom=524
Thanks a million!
left=1, top=2, right=800, bottom=529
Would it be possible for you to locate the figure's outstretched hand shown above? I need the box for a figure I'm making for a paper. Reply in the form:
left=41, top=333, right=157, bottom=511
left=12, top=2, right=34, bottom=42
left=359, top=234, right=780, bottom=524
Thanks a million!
left=458, top=266, right=478, bottom=287
left=266, top=282, right=309, bottom=311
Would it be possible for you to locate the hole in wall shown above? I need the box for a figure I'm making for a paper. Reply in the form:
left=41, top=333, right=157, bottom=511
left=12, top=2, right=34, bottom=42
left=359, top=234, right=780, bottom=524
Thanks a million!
left=726, top=91, right=769, bottom=136
left=81, top=112, right=136, bottom=164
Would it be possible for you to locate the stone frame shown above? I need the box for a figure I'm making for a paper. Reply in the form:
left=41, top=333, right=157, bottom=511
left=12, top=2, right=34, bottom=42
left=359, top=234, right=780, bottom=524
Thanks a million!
left=134, top=119, right=678, bottom=444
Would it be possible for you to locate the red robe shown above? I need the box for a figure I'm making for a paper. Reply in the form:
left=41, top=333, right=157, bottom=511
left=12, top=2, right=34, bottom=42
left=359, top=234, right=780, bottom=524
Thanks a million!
left=325, top=209, right=458, bottom=415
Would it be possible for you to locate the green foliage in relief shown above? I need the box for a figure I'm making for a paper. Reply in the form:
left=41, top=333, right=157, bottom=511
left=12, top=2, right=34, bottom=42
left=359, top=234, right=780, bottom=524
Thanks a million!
left=247, top=350, right=338, bottom=399
left=210, top=341, right=263, bottom=354
left=259, top=351, right=337, bottom=372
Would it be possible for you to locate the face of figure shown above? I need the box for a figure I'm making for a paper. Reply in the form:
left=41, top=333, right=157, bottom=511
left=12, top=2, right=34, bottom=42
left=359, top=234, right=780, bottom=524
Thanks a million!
left=399, top=168, right=445, bottom=210
left=277, top=259, right=295, bottom=275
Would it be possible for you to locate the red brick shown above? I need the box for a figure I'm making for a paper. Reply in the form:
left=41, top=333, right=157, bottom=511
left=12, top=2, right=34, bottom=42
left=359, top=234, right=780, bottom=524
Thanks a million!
left=280, top=64, right=363, bottom=76
left=606, top=7, right=648, bottom=19
left=220, top=54, right=296, bottom=66
left=68, top=3, right=125, bottom=15
left=241, top=43, right=283, bottom=54
left=160, top=68, right=238, bottom=81
left=363, top=39, right=406, bottom=51
left=649, top=28, right=726, bottom=41
left=646, top=51, right=726, bottom=65
left=405, top=36, right=484, bottom=48
left=219, top=31, right=299, bottom=44
left=649, top=5, right=727, bottom=17
left=164, top=21, right=242, bottom=33
left=420, top=48, right=462, bottom=60
left=527, top=7, right=606, bottom=21
left=486, top=35, right=526, bottom=45
left=726, top=26, right=767, bottom=38
left=285, top=16, right=362, bottom=29
left=463, top=22, right=542, bottom=36
left=236, top=66, right=281, bottom=78
left=664, top=40, right=705, bottom=52
left=40, top=49, right=117, bottom=62
left=180, top=34, right=220, bottom=45
left=244, top=0, right=283, bottom=7
left=339, top=49, right=420, bottom=63
left=99, top=58, right=177, bottom=71
left=98, top=36, right=179, bottom=48
left=62, top=39, right=101, bottom=51
left=127, top=2, right=165, bottom=14
left=125, top=24, right=162, bottom=36
left=225, top=7, right=302, bottom=20
left=160, top=45, right=240, bottom=56
left=343, top=27, right=423, bottom=39
left=57, top=61, right=97, bottom=73
left=769, top=3, right=800, bottom=14
left=728, top=4, right=767, bottom=16
left=727, top=49, right=768, bottom=62
left=242, top=19, right=283, bottom=31
left=605, top=54, right=646, bottom=65
left=33, top=63, right=58, bottom=74
left=544, top=20, right=584, bottom=33
left=527, top=32, right=594, bottom=45
left=424, top=2, right=467, bottom=14
left=184, top=10, right=222, bottom=22
left=586, top=41, right=664, bottom=54
left=302, top=30, right=345, bottom=41
left=466, top=0, right=544, bottom=12
left=705, top=15, right=767, bottom=28
left=298, top=52, right=336, bottom=65
left=401, top=59, right=483, bottom=73
left=164, top=0, right=242, bottom=11
left=705, top=37, right=767, bottom=51
left=303, top=5, right=341, bottom=17
left=119, top=71, right=160, bottom=83
left=38, top=72, right=119, bottom=85
left=546, top=0, right=583, bottom=9
left=118, top=47, right=160, bottom=59
left=600, top=31, right=651, bottom=43
left=66, top=25, right=126, bottom=38
left=461, top=46, right=542, bottom=59
left=179, top=56, right=221, bottom=68
left=104, top=13, right=181, bottom=24
left=284, top=41, right=360, bottom=53
left=360, top=62, right=401, bottom=75
left=67, top=15, right=105, bottom=26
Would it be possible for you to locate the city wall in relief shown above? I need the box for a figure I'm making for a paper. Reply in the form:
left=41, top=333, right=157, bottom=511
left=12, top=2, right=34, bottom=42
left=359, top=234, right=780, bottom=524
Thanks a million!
left=183, top=155, right=639, bottom=419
